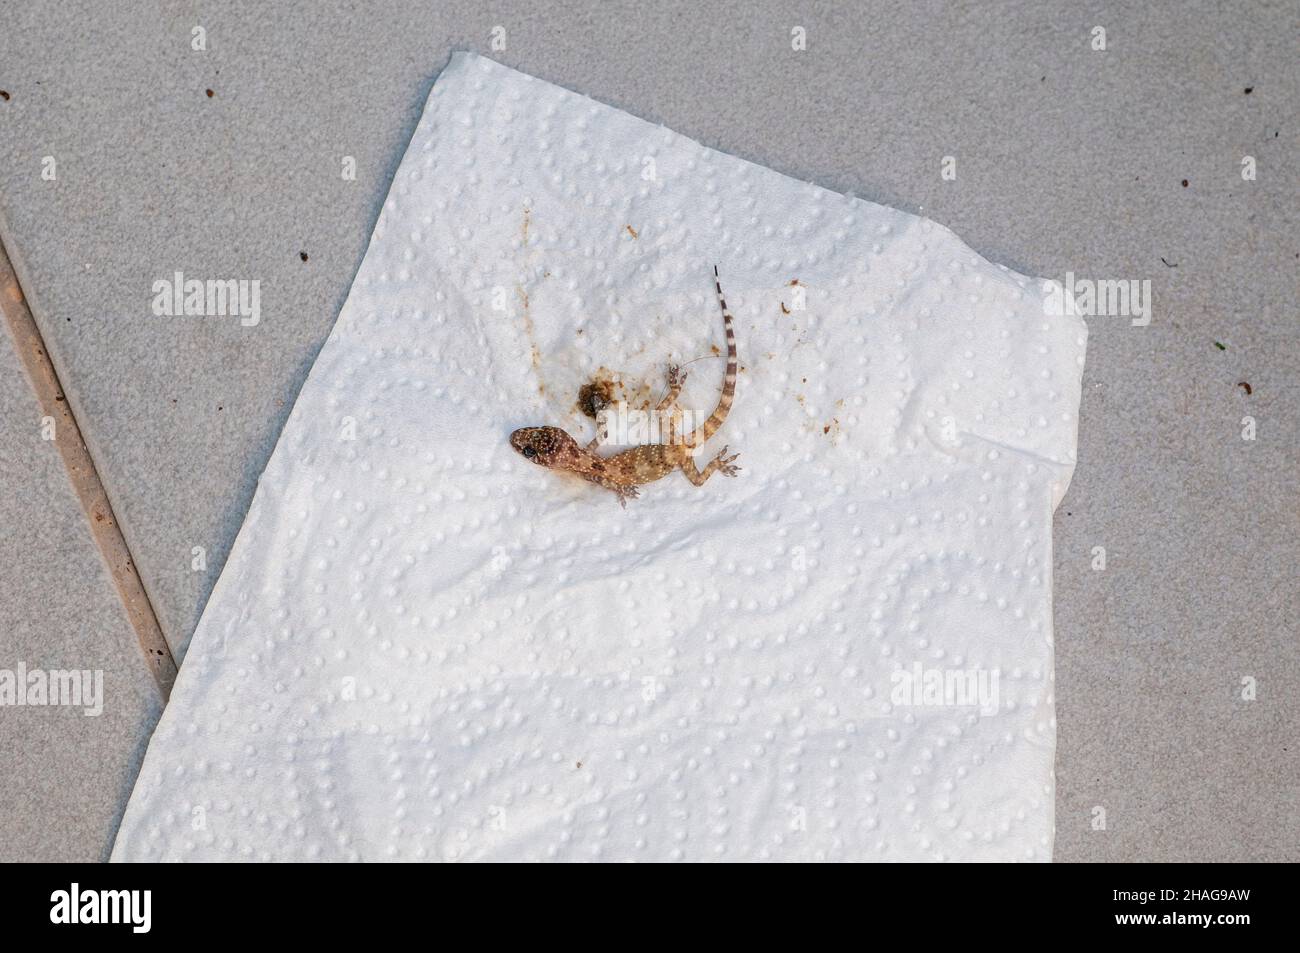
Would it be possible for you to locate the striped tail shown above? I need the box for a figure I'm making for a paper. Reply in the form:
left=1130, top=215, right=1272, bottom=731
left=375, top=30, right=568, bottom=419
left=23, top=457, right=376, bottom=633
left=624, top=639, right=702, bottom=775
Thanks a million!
left=685, top=265, right=738, bottom=448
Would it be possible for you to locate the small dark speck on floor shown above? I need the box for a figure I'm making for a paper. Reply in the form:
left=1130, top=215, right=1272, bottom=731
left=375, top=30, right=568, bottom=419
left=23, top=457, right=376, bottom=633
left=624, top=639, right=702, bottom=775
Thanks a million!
left=1214, top=341, right=1226, bottom=351
left=1237, top=381, right=1252, bottom=395
left=1160, top=257, right=1178, bottom=268
left=0, top=90, right=10, bottom=101
left=1244, top=86, right=1253, bottom=94
left=205, top=88, right=214, bottom=98
left=1181, top=179, right=1189, bottom=187
left=299, top=251, right=309, bottom=262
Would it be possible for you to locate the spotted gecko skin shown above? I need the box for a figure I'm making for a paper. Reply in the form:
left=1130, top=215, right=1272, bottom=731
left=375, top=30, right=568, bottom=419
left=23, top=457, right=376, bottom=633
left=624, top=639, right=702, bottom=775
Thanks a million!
left=510, top=266, right=741, bottom=507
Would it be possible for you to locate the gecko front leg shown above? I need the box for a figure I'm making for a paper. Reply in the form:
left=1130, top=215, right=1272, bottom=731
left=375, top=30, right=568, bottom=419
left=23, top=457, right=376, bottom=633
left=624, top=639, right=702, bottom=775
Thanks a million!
left=657, top=364, right=687, bottom=445
left=583, top=387, right=613, bottom=451
left=582, top=472, right=640, bottom=508
left=656, top=364, right=686, bottom=412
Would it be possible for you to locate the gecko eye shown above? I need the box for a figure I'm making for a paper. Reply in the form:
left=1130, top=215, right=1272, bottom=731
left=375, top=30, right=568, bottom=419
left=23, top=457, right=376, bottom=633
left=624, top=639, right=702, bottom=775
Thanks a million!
left=522, top=446, right=537, bottom=458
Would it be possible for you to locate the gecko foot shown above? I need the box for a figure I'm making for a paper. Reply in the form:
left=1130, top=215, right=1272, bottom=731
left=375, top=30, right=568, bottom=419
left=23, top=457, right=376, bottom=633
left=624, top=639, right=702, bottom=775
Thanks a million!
left=614, top=484, right=641, bottom=508
left=713, top=446, right=742, bottom=477
left=666, top=364, right=687, bottom=389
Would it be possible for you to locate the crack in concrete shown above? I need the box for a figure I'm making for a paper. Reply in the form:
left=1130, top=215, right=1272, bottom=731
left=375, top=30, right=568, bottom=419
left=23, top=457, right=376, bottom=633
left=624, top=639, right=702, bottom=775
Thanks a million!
left=0, top=238, right=176, bottom=699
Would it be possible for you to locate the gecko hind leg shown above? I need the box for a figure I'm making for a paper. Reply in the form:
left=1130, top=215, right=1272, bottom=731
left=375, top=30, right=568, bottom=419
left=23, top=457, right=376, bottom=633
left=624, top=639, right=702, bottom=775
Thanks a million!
left=680, top=445, right=742, bottom=486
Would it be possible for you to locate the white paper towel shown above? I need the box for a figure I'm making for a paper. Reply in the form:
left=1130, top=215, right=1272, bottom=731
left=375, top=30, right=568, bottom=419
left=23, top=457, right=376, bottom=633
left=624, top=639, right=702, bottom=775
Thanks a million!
left=112, top=52, right=1086, bottom=862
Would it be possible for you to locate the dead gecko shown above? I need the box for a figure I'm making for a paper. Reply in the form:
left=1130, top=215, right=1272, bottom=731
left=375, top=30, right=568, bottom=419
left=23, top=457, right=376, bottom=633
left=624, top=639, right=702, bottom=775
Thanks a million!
left=510, top=265, right=741, bottom=507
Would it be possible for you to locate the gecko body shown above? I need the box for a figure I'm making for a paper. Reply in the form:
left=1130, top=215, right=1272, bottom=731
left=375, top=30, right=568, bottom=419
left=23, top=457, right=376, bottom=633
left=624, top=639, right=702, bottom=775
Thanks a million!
left=510, top=266, right=741, bottom=506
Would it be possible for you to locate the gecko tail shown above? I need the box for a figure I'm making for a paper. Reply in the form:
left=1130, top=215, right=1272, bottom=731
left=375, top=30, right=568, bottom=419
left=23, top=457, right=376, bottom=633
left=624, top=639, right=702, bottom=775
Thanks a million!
left=685, top=265, right=738, bottom=448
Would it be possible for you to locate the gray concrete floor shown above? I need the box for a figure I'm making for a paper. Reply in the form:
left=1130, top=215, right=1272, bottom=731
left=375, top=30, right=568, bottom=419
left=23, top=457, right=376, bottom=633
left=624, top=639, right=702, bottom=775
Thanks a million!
left=0, top=311, right=162, bottom=862
left=0, top=0, right=1295, bottom=861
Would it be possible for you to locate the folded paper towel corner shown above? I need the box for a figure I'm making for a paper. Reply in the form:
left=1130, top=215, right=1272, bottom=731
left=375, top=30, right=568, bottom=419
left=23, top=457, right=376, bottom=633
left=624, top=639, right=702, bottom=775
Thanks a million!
left=113, top=52, right=1086, bottom=862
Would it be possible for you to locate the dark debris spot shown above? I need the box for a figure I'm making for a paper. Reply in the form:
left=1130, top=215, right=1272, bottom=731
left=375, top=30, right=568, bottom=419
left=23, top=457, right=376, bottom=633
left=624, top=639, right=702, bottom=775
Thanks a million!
left=1213, top=341, right=1226, bottom=351
left=205, top=88, right=214, bottom=98
left=0, top=90, right=10, bottom=101
left=1237, top=381, right=1252, bottom=395
left=1160, top=257, right=1178, bottom=268
left=1181, top=179, right=1189, bottom=188
left=577, top=378, right=613, bottom=419
left=299, top=251, right=309, bottom=262
left=1244, top=87, right=1253, bottom=94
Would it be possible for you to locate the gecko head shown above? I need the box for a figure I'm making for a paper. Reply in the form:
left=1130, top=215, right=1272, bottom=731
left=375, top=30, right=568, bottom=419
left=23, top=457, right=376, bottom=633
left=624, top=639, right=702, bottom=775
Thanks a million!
left=510, top=426, right=580, bottom=469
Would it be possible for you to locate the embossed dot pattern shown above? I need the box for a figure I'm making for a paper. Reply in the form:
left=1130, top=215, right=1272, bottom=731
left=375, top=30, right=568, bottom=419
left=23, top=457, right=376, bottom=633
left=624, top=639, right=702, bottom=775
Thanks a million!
left=112, top=54, right=1087, bottom=862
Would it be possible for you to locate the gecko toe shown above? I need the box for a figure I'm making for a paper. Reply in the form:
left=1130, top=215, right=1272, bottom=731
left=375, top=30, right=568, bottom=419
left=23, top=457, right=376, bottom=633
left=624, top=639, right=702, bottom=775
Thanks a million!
left=715, top=448, right=741, bottom=477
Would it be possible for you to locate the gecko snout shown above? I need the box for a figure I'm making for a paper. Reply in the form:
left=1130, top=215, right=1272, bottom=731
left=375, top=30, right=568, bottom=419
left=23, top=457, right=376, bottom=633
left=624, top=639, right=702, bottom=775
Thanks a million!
left=510, top=426, right=577, bottom=467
